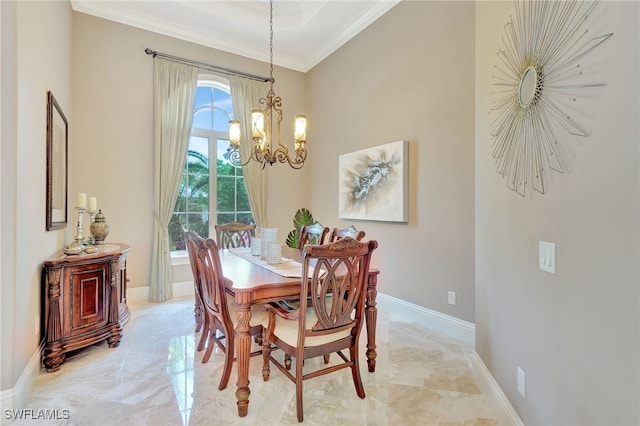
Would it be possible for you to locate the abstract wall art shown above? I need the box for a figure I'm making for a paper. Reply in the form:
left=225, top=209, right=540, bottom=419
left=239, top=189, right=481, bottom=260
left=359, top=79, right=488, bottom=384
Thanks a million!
left=338, top=140, right=408, bottom=222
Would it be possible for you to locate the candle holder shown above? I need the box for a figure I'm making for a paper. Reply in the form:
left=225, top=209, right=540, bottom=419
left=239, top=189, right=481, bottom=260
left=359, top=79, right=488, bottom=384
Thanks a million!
left=64, top=207, right=87, bottom=255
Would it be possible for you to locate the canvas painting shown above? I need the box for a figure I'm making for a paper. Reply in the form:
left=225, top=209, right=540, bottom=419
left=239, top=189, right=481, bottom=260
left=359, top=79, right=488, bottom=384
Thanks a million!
left=338, top=140, right=408, bottom=222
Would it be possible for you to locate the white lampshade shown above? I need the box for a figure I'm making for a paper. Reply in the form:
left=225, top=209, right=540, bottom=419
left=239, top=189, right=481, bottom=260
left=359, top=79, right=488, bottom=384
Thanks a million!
left=294, top=115, right=307, bottom=143
left=228, top=120, right=241, bottom=145
left=251, top=110, right=265, bottom=141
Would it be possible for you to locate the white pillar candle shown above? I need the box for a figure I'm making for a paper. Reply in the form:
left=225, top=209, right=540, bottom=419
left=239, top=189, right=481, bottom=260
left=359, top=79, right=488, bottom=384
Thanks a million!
left=77, top=193, right=87, bottom=209
left=88, top=197, right=97, bottom=212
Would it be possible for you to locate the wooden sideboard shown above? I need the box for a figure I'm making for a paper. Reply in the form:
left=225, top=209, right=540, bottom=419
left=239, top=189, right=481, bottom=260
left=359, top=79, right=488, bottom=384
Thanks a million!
left=42, top=243, right=130, bottom=372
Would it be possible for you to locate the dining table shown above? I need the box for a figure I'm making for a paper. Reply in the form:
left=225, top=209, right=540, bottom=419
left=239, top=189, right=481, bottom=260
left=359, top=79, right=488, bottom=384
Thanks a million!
left=214, top=245, right=380, bottom=417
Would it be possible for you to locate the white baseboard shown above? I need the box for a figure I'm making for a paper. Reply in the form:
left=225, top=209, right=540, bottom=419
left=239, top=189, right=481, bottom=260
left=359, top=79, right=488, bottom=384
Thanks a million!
left=376, top=292, right=476, bottom=346
left=126, top=281, right=194, bottom=305
left=470, top=352, right=524, bottom=426
left=1, top=344, right=42, bottom=425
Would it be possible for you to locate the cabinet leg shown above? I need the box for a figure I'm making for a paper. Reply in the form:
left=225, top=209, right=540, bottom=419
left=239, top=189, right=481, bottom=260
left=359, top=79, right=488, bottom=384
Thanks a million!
left=107, top=324, right=123, bottom=347
left=43, top=347, right=65, bottom=373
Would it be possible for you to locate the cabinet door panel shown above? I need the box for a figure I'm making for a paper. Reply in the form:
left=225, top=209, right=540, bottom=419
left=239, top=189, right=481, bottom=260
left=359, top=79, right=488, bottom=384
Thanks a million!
left=69, top=264, right=108, bottom=334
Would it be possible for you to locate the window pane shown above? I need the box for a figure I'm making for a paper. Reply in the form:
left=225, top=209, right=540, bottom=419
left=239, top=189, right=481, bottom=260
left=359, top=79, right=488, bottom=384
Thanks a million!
left=236, top=213, right=253, bottom=224
left=217, top=176, right=235, bottom=211
left=194, top=86, right=212, bottom=111
left=237, top=178, right=251, bottom=211
left=212, top=108, right=229, bottom=132
left=193, top=108, right=213, bottom=130
left=187, top=137, right=209, bottom=173
left=187, top=191, right=208, bottom=212
left=187, top=213, right=209, bottom=239
left=217, top=158, right=235, bottom=176
left=214, top=88, right=233, bottom=116
left=168, top=213, right=187, bottom=251
left=193, top=86, right=213, bottom=130
left=217, top=213, right=235, bottom=224
left=186, top=175, right=209, bottom=203
left=175, top=175, right=189, bottom=212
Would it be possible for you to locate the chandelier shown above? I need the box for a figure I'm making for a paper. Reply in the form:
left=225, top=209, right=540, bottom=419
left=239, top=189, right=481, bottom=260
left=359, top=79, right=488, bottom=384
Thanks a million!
left=227, top=0, right=307, bottom=170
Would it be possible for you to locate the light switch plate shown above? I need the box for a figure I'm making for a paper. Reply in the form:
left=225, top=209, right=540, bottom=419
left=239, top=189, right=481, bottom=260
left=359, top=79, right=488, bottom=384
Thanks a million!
left=539, top=241, right=556, bottom=274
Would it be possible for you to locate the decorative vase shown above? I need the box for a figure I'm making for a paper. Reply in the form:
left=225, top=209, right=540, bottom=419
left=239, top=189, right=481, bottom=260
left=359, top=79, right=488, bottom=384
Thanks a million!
left=90, top=209, right=111, bottom=245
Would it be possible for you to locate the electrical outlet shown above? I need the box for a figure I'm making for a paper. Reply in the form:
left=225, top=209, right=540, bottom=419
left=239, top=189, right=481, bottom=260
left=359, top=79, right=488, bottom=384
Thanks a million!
left=35, top=316, right=40, bottom=336
left=517, top=367, right=526, bottom=398
left=447, top=291, right=456, bottom=306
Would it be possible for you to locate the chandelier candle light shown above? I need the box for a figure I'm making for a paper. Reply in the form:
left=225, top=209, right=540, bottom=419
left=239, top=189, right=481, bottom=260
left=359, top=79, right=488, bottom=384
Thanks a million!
left=227, top=0, right=307, bottom=170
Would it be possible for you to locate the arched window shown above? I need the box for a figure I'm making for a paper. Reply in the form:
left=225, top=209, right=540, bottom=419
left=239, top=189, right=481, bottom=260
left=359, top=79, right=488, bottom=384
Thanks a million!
left=169, top=75, right=253, bottom=250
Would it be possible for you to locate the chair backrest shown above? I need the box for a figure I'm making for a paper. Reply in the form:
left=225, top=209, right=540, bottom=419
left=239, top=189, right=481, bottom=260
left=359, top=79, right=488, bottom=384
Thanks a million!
left=186, top=236, right=233, bottom=333
left=300, top=238, right=378, bottom=339
left=215, top=221, right=256, bottom=249
left=297, top=222, right=330, bottom=250
left=328, top=225, right=365, bottom=243
left=184, top=230, right=206, bottom=303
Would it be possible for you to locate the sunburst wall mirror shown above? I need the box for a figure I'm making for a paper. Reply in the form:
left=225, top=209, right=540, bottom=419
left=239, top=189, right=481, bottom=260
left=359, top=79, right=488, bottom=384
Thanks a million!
left=490, top=0, right=613, bottom=197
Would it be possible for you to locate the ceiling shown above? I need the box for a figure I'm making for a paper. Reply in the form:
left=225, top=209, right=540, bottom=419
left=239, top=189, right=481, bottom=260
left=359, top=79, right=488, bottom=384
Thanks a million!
left=70, top=0, right=400, bottom=72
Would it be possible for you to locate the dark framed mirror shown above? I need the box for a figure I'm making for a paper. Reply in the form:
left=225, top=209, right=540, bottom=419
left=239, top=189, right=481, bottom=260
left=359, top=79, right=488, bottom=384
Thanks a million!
left=46, top=90, right=68, bottom=231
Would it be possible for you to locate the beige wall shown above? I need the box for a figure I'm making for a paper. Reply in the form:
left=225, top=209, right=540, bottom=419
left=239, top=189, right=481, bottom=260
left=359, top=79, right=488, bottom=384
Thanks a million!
left=307, top=1, right=477, bottom=322
left=475, top=1, right=639, bottom=424
left=70, top=12, right=308, bottom=292
left=1, top=0, right=72, bottom=399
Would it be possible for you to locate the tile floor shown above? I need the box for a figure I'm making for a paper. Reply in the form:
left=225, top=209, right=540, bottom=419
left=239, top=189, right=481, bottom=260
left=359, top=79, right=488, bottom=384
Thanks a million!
left=18, top=296, right=500, bottom=425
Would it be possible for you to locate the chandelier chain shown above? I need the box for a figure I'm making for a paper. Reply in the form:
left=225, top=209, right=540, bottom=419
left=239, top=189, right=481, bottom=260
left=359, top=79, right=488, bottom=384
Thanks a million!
left=269, top=0, right=274, bottom=88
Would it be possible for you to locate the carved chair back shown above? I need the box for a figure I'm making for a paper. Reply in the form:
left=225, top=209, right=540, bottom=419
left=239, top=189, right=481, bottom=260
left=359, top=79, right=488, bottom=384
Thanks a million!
left=297, top=222, right=330, bottom=250
left=215, top=221, right=256, bottom=249
left=328, top=225, right=366, bottom=242
left=195, top=238, right=233, bottom=330
left=184, top=230, right=206, bottom=332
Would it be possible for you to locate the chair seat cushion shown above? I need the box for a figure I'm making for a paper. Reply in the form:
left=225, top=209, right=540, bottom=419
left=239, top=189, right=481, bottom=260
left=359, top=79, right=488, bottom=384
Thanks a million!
left=263, top=306, right=351, bottom=347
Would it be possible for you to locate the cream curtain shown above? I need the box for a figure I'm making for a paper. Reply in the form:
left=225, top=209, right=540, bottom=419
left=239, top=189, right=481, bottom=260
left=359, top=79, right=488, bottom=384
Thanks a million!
left=229, top=75, right=267, bottom=229
left=150, top=58, right=198, bottom=302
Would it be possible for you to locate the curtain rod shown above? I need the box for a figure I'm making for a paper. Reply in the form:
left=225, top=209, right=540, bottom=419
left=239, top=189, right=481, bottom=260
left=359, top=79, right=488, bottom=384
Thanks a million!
left=144, top=48, right=271, bottom=83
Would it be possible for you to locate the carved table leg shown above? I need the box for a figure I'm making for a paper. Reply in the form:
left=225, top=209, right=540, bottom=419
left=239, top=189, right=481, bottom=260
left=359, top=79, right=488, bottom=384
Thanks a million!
left=234, top=293, right=252, bottom=417
left=365, top=271, right=379, bottom=373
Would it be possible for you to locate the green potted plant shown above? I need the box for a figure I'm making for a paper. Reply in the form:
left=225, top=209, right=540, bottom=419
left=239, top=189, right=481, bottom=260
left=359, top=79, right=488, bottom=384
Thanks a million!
left=285, top=208, right=317, bottom=248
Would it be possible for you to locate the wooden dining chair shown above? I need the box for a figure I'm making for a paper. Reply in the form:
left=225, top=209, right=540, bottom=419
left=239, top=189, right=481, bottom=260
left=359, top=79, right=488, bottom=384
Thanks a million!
left=186, top=235, right=267, bottom=390
left=328, top=225, right=365, bottom=242
left=215, top=221, right=256, bottom=249
left=261, top=237, right=378, bottom=422
left=297, top=222, right=329, bottom=250
left=184, top=231, right=208, bottom=350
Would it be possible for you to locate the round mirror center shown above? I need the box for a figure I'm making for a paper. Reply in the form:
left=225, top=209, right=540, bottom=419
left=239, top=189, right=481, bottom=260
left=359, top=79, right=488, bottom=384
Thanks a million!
left=518, top=66, right=538, bottom=107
